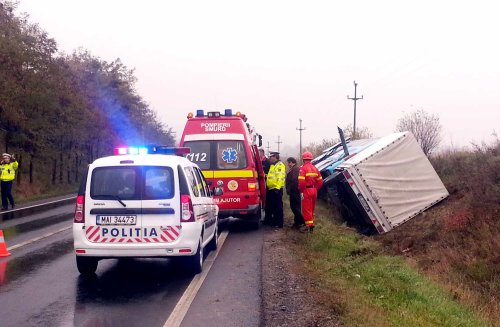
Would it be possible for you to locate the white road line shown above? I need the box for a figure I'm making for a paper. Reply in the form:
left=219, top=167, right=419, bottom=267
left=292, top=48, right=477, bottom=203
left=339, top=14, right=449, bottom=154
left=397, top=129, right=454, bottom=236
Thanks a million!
left=164, top=230, right=229, bottom=327
left=7, top=226, right=72, bottom=251
left=0, top=196, right=75, bottom=214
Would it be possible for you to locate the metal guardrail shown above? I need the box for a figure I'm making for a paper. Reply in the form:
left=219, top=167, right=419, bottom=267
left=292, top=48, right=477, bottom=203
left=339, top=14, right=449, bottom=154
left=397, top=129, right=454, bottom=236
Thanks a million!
left=0, top=196, right=76, bottom=222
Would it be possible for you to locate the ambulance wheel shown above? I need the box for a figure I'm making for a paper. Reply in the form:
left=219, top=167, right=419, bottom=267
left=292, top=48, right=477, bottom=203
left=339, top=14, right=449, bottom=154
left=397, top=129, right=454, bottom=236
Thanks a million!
left=76, top=256, right=98, bottom=275
left=248, top=206, right=262, bottom=230
left=207, top=223, right=218, bottom=252
left=186, top=238, right=203, bottom=275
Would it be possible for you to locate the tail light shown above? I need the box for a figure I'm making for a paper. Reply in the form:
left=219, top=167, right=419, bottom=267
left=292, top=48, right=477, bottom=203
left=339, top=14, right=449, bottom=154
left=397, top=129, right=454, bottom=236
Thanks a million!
left=248, top=182, right=257, bottom=191
left=74, top=195, right=85, bottom=223
left=181, top=194, right=195, bottom=222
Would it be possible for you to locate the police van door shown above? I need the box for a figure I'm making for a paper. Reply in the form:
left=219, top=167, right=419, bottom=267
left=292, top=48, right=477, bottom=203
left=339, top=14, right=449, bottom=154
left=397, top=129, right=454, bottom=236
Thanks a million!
left=87, top=166, right=143, bottom=244
left=141, top=166, right=181, bottom=243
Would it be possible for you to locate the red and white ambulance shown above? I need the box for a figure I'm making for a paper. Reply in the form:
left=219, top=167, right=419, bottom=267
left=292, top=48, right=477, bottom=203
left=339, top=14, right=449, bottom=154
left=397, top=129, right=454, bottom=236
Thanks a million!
left=180, top=109, right=266, bottom=228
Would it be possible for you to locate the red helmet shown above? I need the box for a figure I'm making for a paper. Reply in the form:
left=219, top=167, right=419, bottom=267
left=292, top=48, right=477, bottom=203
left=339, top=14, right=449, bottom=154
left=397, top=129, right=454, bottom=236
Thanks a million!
left=302, top=151, right=313, bottom=160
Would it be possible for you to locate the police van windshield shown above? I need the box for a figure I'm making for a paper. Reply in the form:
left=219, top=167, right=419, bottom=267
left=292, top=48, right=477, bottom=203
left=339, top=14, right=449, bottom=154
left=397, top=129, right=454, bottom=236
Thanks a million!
left=184, top=140, right=248, bottom=170
left=90, top=166, right=174, bottom=200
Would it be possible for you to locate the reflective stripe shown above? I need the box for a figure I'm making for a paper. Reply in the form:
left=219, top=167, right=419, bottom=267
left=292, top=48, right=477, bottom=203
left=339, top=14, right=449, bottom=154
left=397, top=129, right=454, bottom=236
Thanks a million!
left=305, top=173, right=318, bottom=177
left=304, top=220, right=314, bottom=224
left=202, top=170, right=254, bottom=178
left=298, top=176, right=305, bottom=180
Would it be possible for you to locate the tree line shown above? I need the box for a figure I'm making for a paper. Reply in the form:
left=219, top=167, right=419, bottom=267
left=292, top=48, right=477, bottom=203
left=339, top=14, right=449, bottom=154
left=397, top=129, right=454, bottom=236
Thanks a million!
left=0, top=1, right=174, bottom=196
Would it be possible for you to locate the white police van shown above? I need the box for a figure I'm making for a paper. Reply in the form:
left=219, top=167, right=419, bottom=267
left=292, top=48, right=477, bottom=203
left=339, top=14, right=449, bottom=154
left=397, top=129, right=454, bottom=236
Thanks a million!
left=73, top=146, right=222, bottom=275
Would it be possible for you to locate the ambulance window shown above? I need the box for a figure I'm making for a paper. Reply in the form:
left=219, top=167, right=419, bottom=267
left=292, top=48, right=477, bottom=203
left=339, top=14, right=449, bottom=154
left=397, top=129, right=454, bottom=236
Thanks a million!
left=193, top=167, right=208, bottom=197
left=184, top=167, right=200, bottom=197
left=144, top=166, right=174, bottom=200
left=216, top=141, right=247, bottom=170
left=183, top=141, right=210, bottom=170
left=91, top=167, right=138, bottom=200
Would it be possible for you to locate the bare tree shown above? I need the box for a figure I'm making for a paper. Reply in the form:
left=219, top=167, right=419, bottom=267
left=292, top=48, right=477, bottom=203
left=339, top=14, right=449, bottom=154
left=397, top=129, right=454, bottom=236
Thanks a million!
left=343, top=124, right=373, bottom=140
left=396, top=109, right=442, bottom=156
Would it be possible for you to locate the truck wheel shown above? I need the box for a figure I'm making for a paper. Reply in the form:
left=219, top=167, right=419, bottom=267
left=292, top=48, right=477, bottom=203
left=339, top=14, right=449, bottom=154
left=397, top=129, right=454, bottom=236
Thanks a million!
left=207, top=223, right=218, bottom=252
left=186, top=237, right=204, bottom=275
left=76, top=256, right=98, bottom=275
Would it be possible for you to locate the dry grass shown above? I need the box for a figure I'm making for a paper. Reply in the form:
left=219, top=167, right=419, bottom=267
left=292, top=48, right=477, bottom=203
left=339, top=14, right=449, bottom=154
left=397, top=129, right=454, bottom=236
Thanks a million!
left=377, top=140, right=500, bottom=325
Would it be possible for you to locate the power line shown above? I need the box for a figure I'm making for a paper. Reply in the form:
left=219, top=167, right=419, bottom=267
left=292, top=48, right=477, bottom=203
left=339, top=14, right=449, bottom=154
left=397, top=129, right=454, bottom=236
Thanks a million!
left=296, top=119, right=306, bottom=156
left=266, top=141, right=270, bottom=153
left=347, top=80, right=363, bottom=137
left=275, top=136, right=282, bottom=153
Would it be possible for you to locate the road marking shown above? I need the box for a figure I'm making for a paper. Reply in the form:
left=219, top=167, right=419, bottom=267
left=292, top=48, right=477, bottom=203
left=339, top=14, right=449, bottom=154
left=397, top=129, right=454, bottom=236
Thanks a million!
left=0, top=196, right=75, bottom=214
left=7, top=226, right=72, bottom=251
left=164, top=230, right=229, bottom=327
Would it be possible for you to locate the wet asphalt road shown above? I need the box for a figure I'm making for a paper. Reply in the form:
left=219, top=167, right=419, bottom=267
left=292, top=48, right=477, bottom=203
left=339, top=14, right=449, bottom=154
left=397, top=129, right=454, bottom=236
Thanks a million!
left=0, top=201, right=263, bottom=327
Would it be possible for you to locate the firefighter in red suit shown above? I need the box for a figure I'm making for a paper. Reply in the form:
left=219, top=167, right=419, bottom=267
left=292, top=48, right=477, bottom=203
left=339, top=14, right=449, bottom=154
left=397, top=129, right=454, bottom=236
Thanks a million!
left=298, top=151, right=323, bottom=232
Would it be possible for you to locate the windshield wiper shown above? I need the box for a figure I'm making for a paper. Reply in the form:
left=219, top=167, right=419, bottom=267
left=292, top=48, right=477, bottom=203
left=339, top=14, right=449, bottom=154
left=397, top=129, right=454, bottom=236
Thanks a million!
left=94, top=194, right=127, bottom=207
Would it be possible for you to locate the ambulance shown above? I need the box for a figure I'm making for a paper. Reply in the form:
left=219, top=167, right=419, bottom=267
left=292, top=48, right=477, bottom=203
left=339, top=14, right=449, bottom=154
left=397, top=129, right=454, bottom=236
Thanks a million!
left=180, top=109, right=266, bottom=228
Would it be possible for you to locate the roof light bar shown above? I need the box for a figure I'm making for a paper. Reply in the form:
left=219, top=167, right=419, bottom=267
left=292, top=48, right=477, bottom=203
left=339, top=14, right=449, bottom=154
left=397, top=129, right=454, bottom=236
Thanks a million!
left=224, top=109, right=233, bottom=116
left=207, top=111, right=220, bottom=118
left=196, top=109, right=204, bottom=117
left=114, top=147, right=149, bottom=155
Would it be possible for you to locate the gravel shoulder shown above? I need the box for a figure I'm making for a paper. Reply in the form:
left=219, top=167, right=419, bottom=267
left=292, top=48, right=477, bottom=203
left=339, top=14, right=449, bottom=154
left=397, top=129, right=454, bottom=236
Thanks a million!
left=261, top=224, right=341, bottom=327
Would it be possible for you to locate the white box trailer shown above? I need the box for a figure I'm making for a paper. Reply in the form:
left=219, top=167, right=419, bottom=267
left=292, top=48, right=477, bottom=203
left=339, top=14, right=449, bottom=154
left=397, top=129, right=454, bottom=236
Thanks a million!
left=332, top=131, right=449, bottom=234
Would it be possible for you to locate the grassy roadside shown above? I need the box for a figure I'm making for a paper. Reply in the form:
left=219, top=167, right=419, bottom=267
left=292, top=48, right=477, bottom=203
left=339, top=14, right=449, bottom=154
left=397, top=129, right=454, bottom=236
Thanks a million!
left=285, top=202, right=493, bottom=327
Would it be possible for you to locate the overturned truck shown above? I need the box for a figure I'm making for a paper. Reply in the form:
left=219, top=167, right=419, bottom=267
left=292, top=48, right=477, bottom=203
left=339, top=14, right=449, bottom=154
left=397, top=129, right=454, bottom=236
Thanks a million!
left=324, top=131, right=449, bottom=234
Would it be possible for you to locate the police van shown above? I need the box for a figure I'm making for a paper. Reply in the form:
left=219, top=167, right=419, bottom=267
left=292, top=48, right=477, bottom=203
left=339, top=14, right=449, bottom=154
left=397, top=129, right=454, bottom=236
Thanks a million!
left=179, top=109, right=266, bottom=228
left=73, top=146, right=222, bottom=275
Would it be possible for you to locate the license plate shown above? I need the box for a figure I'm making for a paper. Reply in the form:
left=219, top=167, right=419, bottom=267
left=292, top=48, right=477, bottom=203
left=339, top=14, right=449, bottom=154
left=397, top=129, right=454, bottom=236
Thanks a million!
left=96, top=215, right=137, bottom=225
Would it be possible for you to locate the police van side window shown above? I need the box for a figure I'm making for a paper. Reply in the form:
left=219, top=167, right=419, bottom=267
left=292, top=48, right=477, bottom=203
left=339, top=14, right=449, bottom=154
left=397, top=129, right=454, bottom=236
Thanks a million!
left=91, top=167, right=138, bottom=200
left=193, top=167, right=207, bottom=197
left=184, top=167, right=200, bottom=197
left=197, top=167, right=211, bottom=196
left=144, top=166, right=174, bottom=199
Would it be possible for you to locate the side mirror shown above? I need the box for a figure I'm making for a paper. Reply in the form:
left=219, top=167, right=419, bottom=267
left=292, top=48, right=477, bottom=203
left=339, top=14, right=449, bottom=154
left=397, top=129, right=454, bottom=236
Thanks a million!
left=212, top=186, right=223, bottom=196
left=258, top=135, right=263, bottom=147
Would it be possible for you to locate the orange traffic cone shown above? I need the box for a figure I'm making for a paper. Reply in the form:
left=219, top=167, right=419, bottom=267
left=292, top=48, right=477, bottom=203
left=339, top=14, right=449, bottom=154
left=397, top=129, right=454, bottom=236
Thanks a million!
left=0, top=230, right=11, bottom=257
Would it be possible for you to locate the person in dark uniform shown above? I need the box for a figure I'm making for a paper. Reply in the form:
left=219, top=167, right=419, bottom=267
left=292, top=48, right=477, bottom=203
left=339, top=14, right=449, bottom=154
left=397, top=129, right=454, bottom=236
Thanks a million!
left=286, top=157, right=304, bottom=228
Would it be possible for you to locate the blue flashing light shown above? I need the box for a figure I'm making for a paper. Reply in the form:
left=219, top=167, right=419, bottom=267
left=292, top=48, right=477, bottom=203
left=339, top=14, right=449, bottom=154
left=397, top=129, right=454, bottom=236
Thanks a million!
left=138, top=147, right=148, bottom=155
left=196, top=109, right=204, bottom=117
left=224, top=109, right=233, bottom=116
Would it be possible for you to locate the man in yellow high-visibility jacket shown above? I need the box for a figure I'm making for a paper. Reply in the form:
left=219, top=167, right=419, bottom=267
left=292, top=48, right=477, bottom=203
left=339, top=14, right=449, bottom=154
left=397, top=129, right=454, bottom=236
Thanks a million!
left=264, top=152, right=286, bottom=228
left=1, top=153, right=19, bottom=210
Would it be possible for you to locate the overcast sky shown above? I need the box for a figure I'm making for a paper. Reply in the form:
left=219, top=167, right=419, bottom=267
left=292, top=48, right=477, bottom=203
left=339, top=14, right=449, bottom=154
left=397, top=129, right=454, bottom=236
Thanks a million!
left=16, top=0, right=499, bottom=153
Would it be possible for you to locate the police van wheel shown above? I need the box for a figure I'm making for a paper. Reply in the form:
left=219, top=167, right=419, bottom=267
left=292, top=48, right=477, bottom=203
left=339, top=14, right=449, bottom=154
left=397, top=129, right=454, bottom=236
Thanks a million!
left=76, top=256, right=98, bottom=275
left=207, top=223, right=218, bottom=252
left=186, top=238, right=203, bottom=275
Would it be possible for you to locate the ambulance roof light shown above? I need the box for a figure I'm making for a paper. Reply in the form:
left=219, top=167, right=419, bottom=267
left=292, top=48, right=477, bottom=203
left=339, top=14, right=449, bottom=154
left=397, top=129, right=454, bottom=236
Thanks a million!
left=224, top=109, right=233, bottom=116
left=196, top=110, right=204, bottom=117
left=207, top=111, right=220, bottom=118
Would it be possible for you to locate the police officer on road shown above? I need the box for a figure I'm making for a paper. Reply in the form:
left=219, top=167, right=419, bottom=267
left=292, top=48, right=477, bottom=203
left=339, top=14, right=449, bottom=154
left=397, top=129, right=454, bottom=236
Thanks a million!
left=1, top=153, right=19, bottom=210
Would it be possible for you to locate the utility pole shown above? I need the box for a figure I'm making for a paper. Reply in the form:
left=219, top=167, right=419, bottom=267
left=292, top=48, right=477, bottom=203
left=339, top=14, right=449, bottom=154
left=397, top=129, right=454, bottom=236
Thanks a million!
left=347, top=80, right=363, bottom=138
left=296, top=118, right=306, bottom=156
left=276, top=136, right=282, bottom=153
left=266, top=141, right=270, bottom=153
